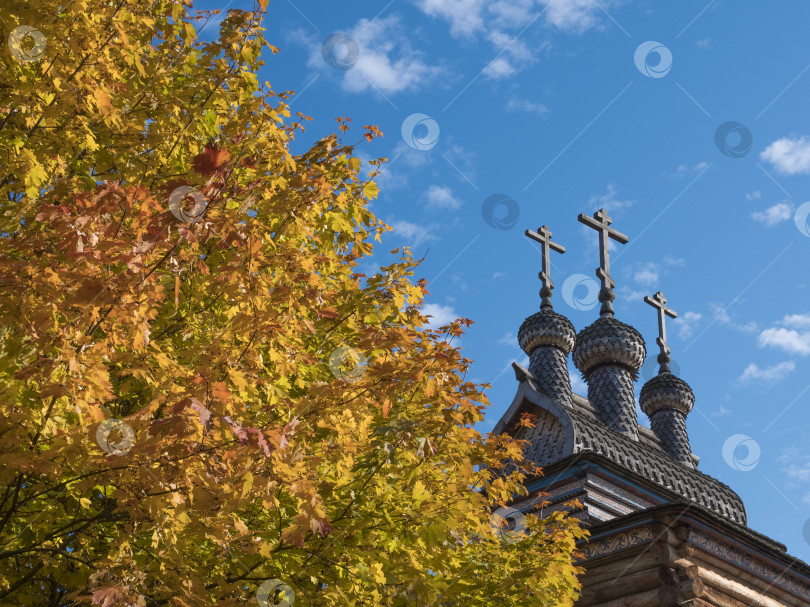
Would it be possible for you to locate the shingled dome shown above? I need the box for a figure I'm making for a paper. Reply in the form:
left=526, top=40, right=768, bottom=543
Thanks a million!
left=518, top=309, right=576, bottom=355
left=572, top=316, right=646, bottom=379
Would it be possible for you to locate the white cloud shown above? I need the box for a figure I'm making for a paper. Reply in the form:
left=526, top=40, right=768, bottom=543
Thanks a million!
left=757, top=314, right=810, bottom=355
left=441, top=143, right=477, bottom=184
left=784, top=460, right=810, bottom=482
left=505, top=96, right=548, bottom=115
left=628, top=257, right=683, bottom=288
left=414, top=0, right=486, bottom=38
left=758, top=327, right=810, bottom=355
left=389, top=220, right=438, bottom=248
left=745, top=190, right=762, bottom=201
left=782, top=313, right=810, bottom=329
left=492, top=272, right=506, bottom=279
left=710, top=304, right=758, bottom=333
left=696, top=38, right=711, bottom=48
left=357, top=152, right=406, bottom=192
left=738, top=361, right=795, bottom=384
left=497, top=332, right=516, bottom=345
left=752, top=202, right=792, bottom=227
left=633, top=263, right=659, bottom=286
left=710, top=405, right=731, bottom=418
left=669, top=162, right=710, bottom=178
left=588, top=184, right=633, bottom=214
left=416, top=0, right=608, bottom=37
left=482, top=29, right=539, bottom=79
left=425, top=185, right=463, bottom=210
left=616, top=286, right=646, bottom=305
left=673, top=311, right=702, bottom=340
left=308, top=16, right=443, bottom=96
left=415, top=0, right=608, bottom=82
left=483, top=57, right=518, bottom=79
left=542, top=0, right=605, bottom=31
left=422, top=302, right=459, bottom=328
left=760, top=135, right=810, bottom=175
left=392, top=142, right=432, bottom=170
left=490, top=0, right=540, bottom=28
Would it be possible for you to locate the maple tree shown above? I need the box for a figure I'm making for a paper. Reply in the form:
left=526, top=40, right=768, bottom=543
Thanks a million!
left=0, top=1, right=586, bottom=605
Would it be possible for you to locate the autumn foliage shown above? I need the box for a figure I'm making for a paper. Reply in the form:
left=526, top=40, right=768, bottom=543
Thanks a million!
left=0, top=1, right=585, bottom=605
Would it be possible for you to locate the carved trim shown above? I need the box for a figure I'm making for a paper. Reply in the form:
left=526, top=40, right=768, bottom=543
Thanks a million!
left=577, top=525, right=655, bottom=562
left=688, top=528, right=810, bottom=601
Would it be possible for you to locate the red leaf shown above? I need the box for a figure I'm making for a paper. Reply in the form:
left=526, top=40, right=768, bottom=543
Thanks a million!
left=91, top=587, right=123, bottom=607
left=35, top=204, right=70, bottom=222
left=192, top=144, right=231, bottom=176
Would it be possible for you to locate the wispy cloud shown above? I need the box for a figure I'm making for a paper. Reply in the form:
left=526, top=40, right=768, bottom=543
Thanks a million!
left=738, top=361, right=795, bottom=384
left=505, top=95, right=549, bottom=115
left=416, top=0, right=612, bottom=38
left=425, top=185, right=463, bottom=210
left=482, top=29, right=541, bottom=80
left=711, top=304, right=758, bottom=333
left=389, top=220, right=439, bottom=248
left=415, top=0, right=487, bottom=38
left=783, top=313, right=810, bottom=329
left=673, top=311, right=702, bottom=340
left=752, top=202, right=793, bottom=227
left=633, top=262, right=659, bottom=286
left=587, top=184, right=633, bottom=214
left=628, top=257, right=684, bottom=288
left=303, top=16, right=444, bottom=96
left=497, top=331, right=516, bottom=346
left=670, top=162, right=710, bottom=177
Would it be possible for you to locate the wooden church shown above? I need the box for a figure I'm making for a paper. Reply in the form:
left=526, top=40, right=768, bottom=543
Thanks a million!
left=494, top=209, right=810, bottom=606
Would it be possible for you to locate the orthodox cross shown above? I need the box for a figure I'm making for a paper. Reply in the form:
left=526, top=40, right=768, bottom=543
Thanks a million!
left=525, top=225, right=565, bottom=309
left=577, top=208, right=629, bottom=316
left=644, top=291, right=677, bottom=373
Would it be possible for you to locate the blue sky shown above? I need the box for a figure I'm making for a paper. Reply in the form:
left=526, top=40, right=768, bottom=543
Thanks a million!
left=199, top=0, right=810, bottom=560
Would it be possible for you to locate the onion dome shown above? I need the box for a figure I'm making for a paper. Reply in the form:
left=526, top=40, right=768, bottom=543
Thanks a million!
left=572, top=316, right=646, bottom=379
left=518, top=309, right=576, bottom=356
left=573, top=316, right=646, bottom=439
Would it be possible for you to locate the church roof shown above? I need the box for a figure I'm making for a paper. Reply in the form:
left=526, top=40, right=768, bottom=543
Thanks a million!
left=493, top=367, right=747, bottom=525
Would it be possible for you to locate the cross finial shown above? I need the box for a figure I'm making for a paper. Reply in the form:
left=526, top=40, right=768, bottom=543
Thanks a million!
left=644, top=291, right=677, bottom=374
left=577, top=208, right=629, bottom=316
left=525, top=225, right=565, bottom=310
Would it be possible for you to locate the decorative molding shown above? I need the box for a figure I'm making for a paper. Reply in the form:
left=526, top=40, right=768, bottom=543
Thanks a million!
left=688, top=528, right=810, bottom=602
left=577, top=525, right=654, bottom=562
